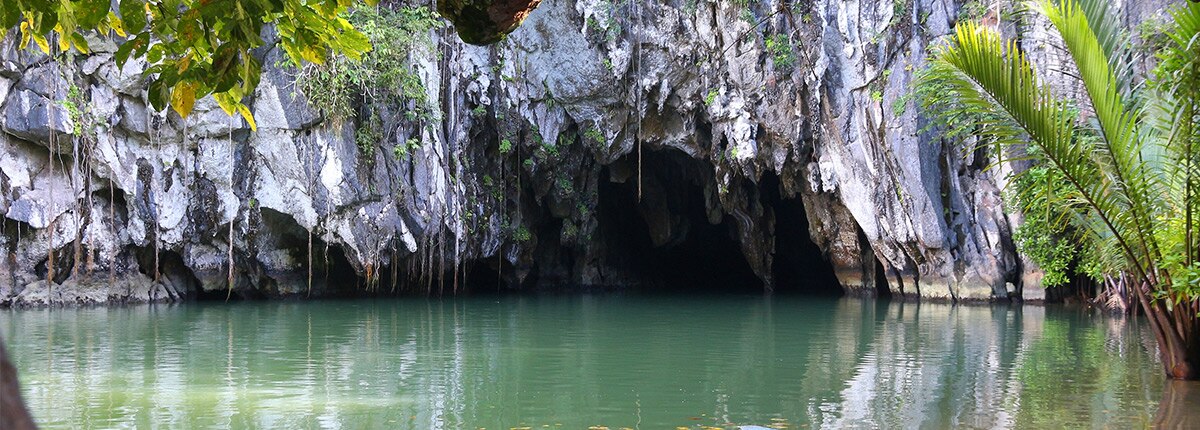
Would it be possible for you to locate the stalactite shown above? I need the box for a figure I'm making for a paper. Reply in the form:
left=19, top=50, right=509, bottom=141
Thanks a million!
left=438, top=224, right=446, bottom=295
left=83, top=130, right=95, bottom=277
left=390, top=244, right=399, bottom=293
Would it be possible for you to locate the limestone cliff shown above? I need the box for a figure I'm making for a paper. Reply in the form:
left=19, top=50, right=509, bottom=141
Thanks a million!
left=0, top=0, right=1173, bottom=305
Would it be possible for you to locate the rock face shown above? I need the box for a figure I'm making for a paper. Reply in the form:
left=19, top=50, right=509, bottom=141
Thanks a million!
left=0, top=0, right=1175, bottom=305
left=439, top=0, right=545, bottom=45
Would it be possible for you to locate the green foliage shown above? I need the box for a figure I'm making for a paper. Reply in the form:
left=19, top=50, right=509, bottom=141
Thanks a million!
left=561, top=221, right=578, bottom=241
left=870, top=90, right=883, bottom=102
left=512, top=225, right=531, bottom=242
left=584, top=127, right=605, bottom=145
left=297, top=5, right=442, bottom=122
left=704, top=88, right=719, bottom=107
left=892, top=90, right=912, bottom=116
left=556, top=177, right=573, bottom=194
left=1008, top=164, right=1085, bottom=287
left=356, top=111, right=382, bottom=157
left=499, top=139, right=513, bottom=154
left=591, top=0, right=624, bottom=42
left=59, top=85, right=88, bottom=136
left=297, top=5, right=441, bottom=161
left=765, top=34, right=796, bottom=71
left=922, top=0, right=1200, bottom=375
left=958, top=0, right=991, bottom=22
left=1, top=0, right=381, bottom=127
left=1135, top=15, right=1172, bottom=60
left=393, top=137, right=420, bottom=159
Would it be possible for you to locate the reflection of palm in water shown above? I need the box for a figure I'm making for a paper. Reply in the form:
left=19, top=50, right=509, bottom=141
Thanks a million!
left=0, top=297, right=1182, bottom=428
left=1156, top=381, right=1200, bottom=429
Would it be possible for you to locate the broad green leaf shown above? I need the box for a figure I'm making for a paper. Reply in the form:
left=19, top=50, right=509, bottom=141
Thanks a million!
left=71, top=33, right=89, bottom=53
left=0, top=0, right=19, bottom=29
left=77, top=0, right=110, bottom=28
left=119, top=0, right=146, bottom=33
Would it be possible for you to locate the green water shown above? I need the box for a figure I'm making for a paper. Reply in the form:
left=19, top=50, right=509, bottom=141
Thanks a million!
left=0, top=296, right=1177, bottom=429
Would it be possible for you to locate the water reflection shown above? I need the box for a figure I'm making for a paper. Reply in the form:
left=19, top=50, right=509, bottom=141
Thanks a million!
left=0, top=296, right=1185, bottom=429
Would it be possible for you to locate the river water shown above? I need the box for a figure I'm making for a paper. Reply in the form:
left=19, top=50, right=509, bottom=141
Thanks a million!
left=0, top=295, right=1188, bottom=429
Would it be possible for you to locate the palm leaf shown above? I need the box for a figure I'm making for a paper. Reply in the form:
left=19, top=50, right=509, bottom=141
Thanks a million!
left=924, top=21, right=1152, bottom=282
left=1037, top=0, right=1162, bottom=269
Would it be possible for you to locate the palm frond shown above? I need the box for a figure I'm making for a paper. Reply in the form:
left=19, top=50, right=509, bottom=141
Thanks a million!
left=924, top=21, right=1152, bottom=282
left=1076, top=0, right=1137, bottom=99
left=1149, top=3, right=1200, bottom=275
left=1037, top=0, right=1162, bottom=268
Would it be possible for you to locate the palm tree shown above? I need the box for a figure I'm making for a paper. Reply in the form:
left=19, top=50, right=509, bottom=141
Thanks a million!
left=921, top=0, right=1200, bottom=380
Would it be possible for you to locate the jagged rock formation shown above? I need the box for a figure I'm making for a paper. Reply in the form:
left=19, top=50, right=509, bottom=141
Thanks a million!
left=0, top=0, right=1175, bottom=305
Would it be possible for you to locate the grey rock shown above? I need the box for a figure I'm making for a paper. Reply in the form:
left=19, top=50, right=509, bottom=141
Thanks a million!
left=2, top=89, right=74, bottom=148
left=5, top=0, right=1170, bottom=306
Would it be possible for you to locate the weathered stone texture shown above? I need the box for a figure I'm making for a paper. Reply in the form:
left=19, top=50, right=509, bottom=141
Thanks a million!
left=0, top=0, right=1174, bottom=305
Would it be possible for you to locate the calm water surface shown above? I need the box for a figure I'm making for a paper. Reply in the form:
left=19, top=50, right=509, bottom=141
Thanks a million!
left=0, top=296, right=1182, bottom=428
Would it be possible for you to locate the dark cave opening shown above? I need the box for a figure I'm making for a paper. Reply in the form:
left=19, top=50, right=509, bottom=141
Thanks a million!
left=132, top=246, right=202, bottom=299
left=596, top=162, right=762, bottom=293
left=759, top=173, right=843, bottom=296
left=874, top=257, right=893, bottom=299
left=590, top=149, right=839, bottom=295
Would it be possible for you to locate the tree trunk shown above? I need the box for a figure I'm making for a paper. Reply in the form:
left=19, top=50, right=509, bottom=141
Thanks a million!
left=1139, top=284, right=1200, bottom=380
left=0, top=338, right=36, bottom=429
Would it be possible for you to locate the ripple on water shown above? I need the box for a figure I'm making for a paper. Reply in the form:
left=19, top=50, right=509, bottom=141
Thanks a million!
left=0, top=296, right=1179, bottom=429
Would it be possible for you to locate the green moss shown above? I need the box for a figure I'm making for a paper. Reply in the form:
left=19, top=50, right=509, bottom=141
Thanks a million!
left=584, top=126, right=605, bottom=145
left=704, top=88, right=719, bottom=107
left=513, top=225, right=531, bottom=242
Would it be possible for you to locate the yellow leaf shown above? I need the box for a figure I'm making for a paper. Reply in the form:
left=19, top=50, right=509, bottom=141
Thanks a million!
left=213, top=92, right=237, bottom=115
left=179, top=54, right=192, bottom=73
left=32, top=33, right=50, bottom=54
left=18, top=21, right=30, bottom=50
left=171, top=80, right=198, bottom=118
left=237, top=104, right=256, bottom=131
left=71, top=34, right=90, bottom=54
left=56, top=29, right=70, bottom=52
left=299, top=46, right=325, bottom=65
left=109, top=13, right=126, bottom=37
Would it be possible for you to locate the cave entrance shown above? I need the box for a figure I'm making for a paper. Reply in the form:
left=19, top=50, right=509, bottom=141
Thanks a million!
left=596, top=151, right=761, bottom=293
left=759, top=173, right=843, bottom=296
left=594, top=149, right=838, bottom=295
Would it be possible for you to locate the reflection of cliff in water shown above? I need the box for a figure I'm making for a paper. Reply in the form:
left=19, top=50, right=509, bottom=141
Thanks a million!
left=0, top=299, right=1175, bottom=428
left=822, top=303, right=1163, bottom=428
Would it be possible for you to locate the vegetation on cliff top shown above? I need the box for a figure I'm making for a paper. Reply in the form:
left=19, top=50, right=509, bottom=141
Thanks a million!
left=0, top=0, right=540, bottom=125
